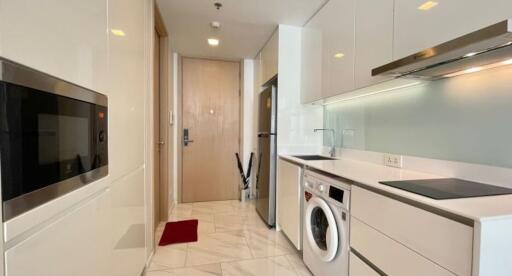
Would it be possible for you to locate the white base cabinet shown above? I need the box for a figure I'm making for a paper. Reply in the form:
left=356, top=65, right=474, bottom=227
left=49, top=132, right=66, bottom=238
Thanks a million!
left=349, top=252, right=380, bottom=276
left=351, top=185, right=473, bottom=276
left=277, top=159, right=303, bottom=250
left=5, top=190, right=111, bottom=276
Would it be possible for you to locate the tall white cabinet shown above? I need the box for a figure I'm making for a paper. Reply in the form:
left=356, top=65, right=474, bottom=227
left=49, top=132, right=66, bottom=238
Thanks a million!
left=301, top=0, right=355, bottom=103
left=259, top=30, right=279, bottom=86
left=301, top=0, right=395, bottom=103
left=354, top=0, right=394, bottom=88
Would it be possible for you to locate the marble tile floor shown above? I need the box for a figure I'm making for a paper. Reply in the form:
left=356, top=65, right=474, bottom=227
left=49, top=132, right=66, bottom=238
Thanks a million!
left=145, top=200, right=312, bottom=276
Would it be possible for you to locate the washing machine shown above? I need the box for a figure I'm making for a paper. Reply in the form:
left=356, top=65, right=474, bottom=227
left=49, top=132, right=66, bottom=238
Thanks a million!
left=303, top=170, right=350, bottom=276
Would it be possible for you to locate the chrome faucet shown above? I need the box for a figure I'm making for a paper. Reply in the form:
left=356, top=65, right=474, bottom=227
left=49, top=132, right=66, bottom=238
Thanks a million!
left=314, top=128, right=336, bottom=157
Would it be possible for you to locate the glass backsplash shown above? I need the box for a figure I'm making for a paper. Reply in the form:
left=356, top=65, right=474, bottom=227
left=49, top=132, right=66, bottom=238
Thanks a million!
left=324, top=65, right=512, bottom=168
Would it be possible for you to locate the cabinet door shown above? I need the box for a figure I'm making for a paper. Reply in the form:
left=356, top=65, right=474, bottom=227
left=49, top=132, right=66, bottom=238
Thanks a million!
left=301, top=20, right=323, bottom=103
left=5, top=191, right=111, bottom=276
left=301, top=0, right=355, bottom=101
left=260, top=31, right=278, bottom=85
left=277, top=159, right=302, bottom=250
left=394, top=0, right=512, bottom=59
left=354, top=0, right=394, bottom=88
left=350, top=252, right=381, bottom=276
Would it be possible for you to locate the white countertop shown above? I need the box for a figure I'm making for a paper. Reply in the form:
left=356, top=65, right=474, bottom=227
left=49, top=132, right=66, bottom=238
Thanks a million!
left=280, top=154, right=512, bottom=222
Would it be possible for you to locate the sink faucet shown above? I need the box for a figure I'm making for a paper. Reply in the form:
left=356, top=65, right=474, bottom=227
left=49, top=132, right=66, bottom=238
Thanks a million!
left=314, top=128, right=336, bottom=157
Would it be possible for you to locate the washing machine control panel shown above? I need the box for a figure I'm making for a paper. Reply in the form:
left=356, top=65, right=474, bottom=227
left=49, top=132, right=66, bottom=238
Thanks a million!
left=304, top=170, right=351, bottom=210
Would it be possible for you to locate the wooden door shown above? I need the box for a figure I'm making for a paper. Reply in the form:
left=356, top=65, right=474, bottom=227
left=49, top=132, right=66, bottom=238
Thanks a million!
left=182, top=58, right=240, bottom=203
left=153, top=29, right=161, bottom=230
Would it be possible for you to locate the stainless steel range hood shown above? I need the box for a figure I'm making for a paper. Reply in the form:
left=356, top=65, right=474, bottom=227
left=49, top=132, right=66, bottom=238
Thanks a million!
left=372, top=19, right=512, bottom=80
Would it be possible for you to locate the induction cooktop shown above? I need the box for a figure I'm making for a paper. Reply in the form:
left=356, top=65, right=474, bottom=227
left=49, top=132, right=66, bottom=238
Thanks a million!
left=379, top=178, right=512, bottom=200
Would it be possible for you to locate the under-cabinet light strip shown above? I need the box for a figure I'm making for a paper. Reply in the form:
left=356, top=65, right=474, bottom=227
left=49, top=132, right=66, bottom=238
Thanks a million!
left=322, top=82, right=422, bottom=106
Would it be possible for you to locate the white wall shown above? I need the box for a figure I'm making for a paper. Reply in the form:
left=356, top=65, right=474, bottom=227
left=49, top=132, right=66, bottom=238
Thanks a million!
left=0, top=0, right=152, bottom=275
left=242, top=59, right=255, bottom=195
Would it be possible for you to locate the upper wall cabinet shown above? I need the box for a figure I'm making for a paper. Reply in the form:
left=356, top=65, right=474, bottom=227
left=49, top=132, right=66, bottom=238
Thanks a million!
left=0, top=0, right=108, bottom=93
left=394, top=0, right=512, bottom=59
left=354, top=0, right=394, bottom=88
left=301, top=0, right=356, bottom=103
left=260, top=31, right=279, bottom=85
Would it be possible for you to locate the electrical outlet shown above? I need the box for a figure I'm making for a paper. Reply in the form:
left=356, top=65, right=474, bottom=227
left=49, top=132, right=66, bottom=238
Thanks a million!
left=383, top=154, right=403, bottom=168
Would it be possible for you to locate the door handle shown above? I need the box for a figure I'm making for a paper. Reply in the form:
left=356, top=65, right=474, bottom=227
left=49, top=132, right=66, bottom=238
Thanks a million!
left=158, top=140, right=165, bottom=145
left=184, top=128, right=194, bottom=146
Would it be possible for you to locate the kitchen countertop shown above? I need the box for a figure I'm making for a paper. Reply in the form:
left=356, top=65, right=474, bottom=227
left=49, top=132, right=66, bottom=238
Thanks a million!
left=280, top=154, right=512, bottom=223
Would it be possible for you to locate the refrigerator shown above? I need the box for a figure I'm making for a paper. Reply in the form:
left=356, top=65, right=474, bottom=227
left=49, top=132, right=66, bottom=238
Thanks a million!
left=255, top=85, right=277, bottom=227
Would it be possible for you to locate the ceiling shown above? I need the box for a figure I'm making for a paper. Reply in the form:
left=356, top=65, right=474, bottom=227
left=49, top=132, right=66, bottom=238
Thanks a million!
left=156, top=0, right=327, bottom=60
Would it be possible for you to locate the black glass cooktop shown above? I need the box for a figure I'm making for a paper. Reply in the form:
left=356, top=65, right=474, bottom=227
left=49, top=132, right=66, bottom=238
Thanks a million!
left=379, top=178, right=512, bottom=200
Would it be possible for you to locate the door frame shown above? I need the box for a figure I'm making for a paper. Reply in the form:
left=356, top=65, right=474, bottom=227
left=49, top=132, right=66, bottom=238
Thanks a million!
left=178, top=57, right=243, bottom=203
left=152, top=3, right=170, bottom=233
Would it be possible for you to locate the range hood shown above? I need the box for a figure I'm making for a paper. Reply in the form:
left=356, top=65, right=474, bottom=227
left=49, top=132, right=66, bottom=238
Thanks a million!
left=372, top=19, right=512, bottom=80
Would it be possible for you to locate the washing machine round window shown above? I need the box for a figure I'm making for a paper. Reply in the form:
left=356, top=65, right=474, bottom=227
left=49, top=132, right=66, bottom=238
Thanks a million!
left=305, top=197, right=339, bottom=262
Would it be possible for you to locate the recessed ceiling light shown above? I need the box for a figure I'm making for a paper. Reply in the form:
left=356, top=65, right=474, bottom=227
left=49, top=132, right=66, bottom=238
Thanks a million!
left=208, top=38, right=220, bottom=46
left=502, top=58, right=512, bottom=65
left=464, top=67, right=483, bottom=74
left=111, top=29, right=126, bottom=37
left=210, top=21, right=221, bottom=29
left=334, top=53, right=345, bottom=59
left=418, top=1, right=438, bottom=11
left=463, top=52, right=478, bottom=58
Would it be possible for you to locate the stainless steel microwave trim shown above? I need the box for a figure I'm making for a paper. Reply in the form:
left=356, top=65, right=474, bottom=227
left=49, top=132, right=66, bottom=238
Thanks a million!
left=3, top=166, right=108, bottom=221
left=352, top=182, right=474, bottom=227
left=0, top=58, right=107, bottom=107
left=372, top=19, right=512, bottom=79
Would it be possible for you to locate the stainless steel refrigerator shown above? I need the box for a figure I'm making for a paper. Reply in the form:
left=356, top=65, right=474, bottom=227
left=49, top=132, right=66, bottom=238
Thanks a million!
left=255, top=85, right=277, bottom=227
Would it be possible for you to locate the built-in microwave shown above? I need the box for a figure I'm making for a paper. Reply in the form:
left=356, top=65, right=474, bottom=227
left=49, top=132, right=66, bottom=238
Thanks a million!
left=0, top=58, right=108, bottom=221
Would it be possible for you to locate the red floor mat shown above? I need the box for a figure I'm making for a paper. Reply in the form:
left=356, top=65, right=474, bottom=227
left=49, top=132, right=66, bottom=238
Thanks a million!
left=158, top=219, right=198, bottom=246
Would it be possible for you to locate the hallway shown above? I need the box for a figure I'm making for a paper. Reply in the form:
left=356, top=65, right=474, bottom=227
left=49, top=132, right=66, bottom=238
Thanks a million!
left=146, top=200, right=311, bottom=276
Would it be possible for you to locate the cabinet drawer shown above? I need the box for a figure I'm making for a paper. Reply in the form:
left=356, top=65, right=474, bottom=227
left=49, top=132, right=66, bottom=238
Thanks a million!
left=351, top=185, right=473, bottom=276
left=350, top=252, right=381, bottom=276
left=351, top=217, right=454, bottom=276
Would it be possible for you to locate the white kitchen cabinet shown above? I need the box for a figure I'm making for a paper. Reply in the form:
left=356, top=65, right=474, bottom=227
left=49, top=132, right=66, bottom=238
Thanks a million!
left=349, top=252, right=381, bottom=276
left=351, top=217, right=454, bottom=276
left=277, top=158, right=303, bottom=250
left=354, top=0, right=394, bottom=88
left=5, top=190, right=111, bottom=276
left=300, top=0, right=355, bottom=103
left=0, top=0, right=108, bottom=94
left=260, top=30, right=278, bottom=85
left=351, top=185, right=473, bottom=276
left=394, top=0, right=512, bottom=59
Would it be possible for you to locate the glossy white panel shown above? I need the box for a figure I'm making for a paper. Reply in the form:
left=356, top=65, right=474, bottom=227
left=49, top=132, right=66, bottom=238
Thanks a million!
left=109, top=167, right=146, bottom=276
left=349, top=252, right=380, bottom=276
left=276, top=159, right=302, bottom=249
left=354, top=0, right=393, bottom=88
left=0, top=0, right=108, bottom=93
left=394, top=0, right=512, bottom=59
left=475, top=219, right=512, bottom=276
left=260, top=30, right=279, bottom=85
left=4, top=177, right=108, bottom=242
left=352, top=185, right=473, bottom=276
left=351, top=217, right=454, bottom=276
left=5, top=190, right=110, bottom=276
left=301, top=18, right=323, bottom=103
left=107, top=0, right=146, bottom=181
left=277, top=25, right=323, bottom=154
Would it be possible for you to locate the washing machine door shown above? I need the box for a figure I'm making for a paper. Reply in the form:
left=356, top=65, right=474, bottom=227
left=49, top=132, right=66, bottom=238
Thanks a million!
left=305, top=196, right=339, bottom=262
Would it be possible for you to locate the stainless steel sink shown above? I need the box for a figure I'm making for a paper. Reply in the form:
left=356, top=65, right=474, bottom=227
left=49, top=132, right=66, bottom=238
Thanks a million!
left=292, top=155, right=336, bottom=161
